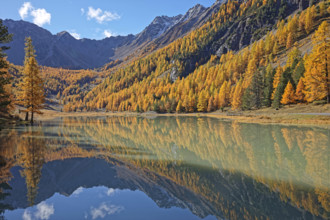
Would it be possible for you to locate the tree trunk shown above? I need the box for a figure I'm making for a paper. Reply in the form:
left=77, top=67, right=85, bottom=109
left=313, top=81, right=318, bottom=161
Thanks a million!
left=30, top=112, right=34, bottom=124
left=25, top=112, right=29, bottom=121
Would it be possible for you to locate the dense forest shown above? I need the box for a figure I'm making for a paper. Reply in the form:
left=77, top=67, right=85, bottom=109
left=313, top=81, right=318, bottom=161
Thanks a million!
left=61, top=0, right=329, bottom=113
left=0, top=0, right=329, bottom=115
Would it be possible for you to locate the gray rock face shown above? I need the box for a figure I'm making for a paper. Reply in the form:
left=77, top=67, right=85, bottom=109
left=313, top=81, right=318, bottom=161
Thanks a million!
left=152, top=2, right=222, bottom=49
left=134, top=15, right=183, bottom=45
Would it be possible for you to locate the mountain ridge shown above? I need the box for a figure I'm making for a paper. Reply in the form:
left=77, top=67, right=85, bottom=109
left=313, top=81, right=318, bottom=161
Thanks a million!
left=2, top=2, right=221, bottom=69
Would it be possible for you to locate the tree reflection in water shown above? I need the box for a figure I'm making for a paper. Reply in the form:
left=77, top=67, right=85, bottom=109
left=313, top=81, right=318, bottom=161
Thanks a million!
left=0, top=117, right=328, bottom=219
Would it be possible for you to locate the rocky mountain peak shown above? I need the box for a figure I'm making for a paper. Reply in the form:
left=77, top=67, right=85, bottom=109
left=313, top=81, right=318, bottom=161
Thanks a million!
left=179, top=4, right=206, bottom=22
left=134, top=14, right=183, bottom=44
left=152, top=15, right=182, bottom=26
left=56, top=31, right=75, bottom=40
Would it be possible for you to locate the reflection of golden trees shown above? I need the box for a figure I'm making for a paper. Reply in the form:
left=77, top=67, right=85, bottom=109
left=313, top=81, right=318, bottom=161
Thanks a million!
left=0, top=130, right=17, bottom=217
left=0, top=130, right=17, bottom=183
left=60, top=117, right=329, bottom=219
left=17, top=128, right=46, bottom=206
left=0, top=117, right=328, bottom=218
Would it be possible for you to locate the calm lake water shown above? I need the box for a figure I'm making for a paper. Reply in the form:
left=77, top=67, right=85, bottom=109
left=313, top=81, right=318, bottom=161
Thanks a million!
left=0, top=116, right=329, bottom=220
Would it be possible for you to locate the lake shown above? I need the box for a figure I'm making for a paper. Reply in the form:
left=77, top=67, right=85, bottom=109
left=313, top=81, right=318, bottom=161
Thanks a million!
left=0, top=116, right=329, bottom=220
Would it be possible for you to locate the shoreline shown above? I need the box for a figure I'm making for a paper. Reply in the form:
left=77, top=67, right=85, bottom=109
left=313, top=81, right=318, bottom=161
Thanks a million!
left=28, top=104, right=330, bottom=127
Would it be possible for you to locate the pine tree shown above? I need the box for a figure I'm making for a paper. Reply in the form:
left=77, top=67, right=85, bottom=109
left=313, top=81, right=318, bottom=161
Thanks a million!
left=272, top=68, right=291, bottom=108
left=295, top=78, right=305, bottom=102
left=281, top=81, right=295, bottom=105
left=242, top=70, right=264, bottom=109
left=292, top=60, right=305, bottom=85
left=0, top=20, right=13, bottom=114
left=263, top=65, right=274, bottom=107
left=20, top=37, right=45, bottom=123
left=303, top=21, right=329, bottom=103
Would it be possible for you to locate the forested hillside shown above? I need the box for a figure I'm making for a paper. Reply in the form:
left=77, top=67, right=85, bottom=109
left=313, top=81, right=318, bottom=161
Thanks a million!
left=62, top=0, right=329, bottom=113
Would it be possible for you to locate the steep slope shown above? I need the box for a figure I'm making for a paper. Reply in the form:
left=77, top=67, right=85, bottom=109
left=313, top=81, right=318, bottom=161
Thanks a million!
left=114, top=2, right=223, bottom=60
left=152, top=1, right=223, bottom=49
left=69, top=0, right=327, bottom=112
left=135, top=15, right=183, bottom=45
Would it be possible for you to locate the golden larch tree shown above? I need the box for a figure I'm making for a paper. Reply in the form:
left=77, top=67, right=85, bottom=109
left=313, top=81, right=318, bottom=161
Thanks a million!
left=20, top=37, right=45, bottom=123
left=304, top=7, right=314, bottom=34
left=272, top=66, right=283, bottom=99
left=176, top=100, right=183, bottom=113
left=286, top=32, right=294, bottom=49
left=295, top=78, right=305, bottom=102
left=197, top=90, right=208, bottom=112
left=219, top=81, right=229, bottom=109
left=281, top=81, right=296, bottom=105
left=232, top=80, right=243, bottom=110
left=303, top=21, right=329, bottom=103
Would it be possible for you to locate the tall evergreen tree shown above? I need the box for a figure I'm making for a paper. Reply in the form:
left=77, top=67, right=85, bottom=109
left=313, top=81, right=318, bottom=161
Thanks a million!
left=263, top=65, right=275, bottom=107
left=272, top=68, right=292, bottom=108
left=0, top=20, right=13, bottom=114
left=242, top=69, right=264, bottom=110
left=19, top=37, right=45, bottom=123
left=292, top=60, right=305, bottom=85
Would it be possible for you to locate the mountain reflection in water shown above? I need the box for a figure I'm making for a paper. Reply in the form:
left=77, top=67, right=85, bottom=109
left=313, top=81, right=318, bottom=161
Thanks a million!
left=0, top=116, right=329, bottom=220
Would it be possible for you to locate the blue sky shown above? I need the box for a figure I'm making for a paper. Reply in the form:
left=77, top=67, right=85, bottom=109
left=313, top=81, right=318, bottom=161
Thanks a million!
left=1, top=0, right=215, bottom=40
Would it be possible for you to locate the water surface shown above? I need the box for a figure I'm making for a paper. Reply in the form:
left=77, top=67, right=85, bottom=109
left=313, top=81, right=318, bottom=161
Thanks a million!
left=0, top=116, right=329, bottom=220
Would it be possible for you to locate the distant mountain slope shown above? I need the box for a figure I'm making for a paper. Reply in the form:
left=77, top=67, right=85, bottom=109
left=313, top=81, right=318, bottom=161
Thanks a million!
left=2, top=1, right=222, bottom=69
left=3, top=19, right=134, bottom=69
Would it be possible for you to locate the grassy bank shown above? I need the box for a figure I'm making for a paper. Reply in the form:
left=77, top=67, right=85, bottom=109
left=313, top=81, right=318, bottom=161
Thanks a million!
left=22, top=103, right=330, bottom=126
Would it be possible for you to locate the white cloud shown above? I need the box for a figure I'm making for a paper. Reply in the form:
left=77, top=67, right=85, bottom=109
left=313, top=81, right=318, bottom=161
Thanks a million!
left=31, top=8, right=51, bottom=27
left=87, top=7, right=120, bottom=24
left=35, top=202, right=55, bottom=220
left=22, top=210, right=32, bottom=220
left=18, top=2, right=51, bottom=27
left=81, top=8, right=85, bottom=15
left=90, top=203, right=123, bottom=219
left=19, top=2, right=33, bottom=19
